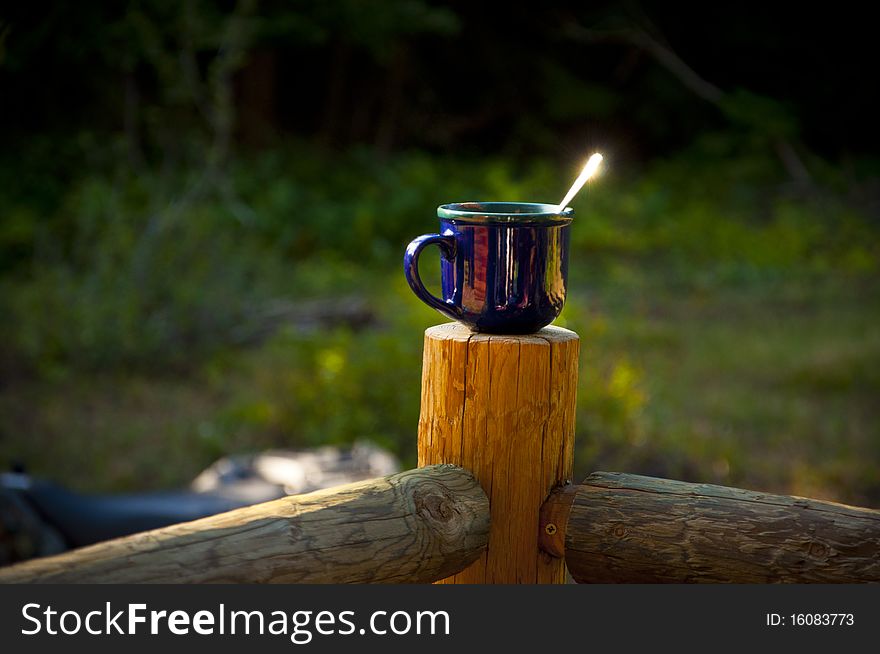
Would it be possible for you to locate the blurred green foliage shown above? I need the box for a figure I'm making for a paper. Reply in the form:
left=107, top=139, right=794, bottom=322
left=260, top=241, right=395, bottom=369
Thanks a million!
left=2, top=135, right=876, bottom=372
left=1, top=139, right=878, bottom=506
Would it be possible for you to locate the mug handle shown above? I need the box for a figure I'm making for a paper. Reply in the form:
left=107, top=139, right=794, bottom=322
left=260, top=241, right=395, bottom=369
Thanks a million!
left=404, top=233, right=462, bottom=320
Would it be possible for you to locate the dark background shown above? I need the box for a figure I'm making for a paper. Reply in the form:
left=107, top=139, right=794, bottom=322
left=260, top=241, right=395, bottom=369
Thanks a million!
left=2, top=2, right=878, bottom=159
left=1, top=1, right=878, bottom=505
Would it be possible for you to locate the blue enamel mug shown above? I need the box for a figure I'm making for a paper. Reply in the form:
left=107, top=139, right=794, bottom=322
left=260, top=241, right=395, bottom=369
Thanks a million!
left=404, top=202, right=572, bottom=334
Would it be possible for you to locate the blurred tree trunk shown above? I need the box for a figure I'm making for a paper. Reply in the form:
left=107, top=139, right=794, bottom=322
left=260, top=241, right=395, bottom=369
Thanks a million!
left=318, top=39, right=352, bottom=148
left=236, top=49, right=277, bottom=148
left=374, top=45, right=409, bottom=155
left=123, top=70, right=144, bottom=171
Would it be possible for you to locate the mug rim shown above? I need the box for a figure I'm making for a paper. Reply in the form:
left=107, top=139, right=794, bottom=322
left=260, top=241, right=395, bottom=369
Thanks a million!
left=437, top=201, right=573, bottom=224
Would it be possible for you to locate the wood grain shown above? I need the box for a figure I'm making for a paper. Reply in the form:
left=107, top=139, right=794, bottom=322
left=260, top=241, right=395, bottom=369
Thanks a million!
left=563, top=472, right=880, bottom=583
left=0, top=464, right=489, bottom=584
left=417, top=322, right=579, bottom=583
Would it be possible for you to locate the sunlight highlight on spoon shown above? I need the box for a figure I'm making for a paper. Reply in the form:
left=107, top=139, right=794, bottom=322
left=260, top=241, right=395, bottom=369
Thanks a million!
left=557, top=153, right=603, bottom=212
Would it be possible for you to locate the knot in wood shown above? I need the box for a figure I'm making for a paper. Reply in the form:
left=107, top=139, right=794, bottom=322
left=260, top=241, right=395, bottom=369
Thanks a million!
left=415, top=489, right=455, bottom=523
left=611, top=524, right=628, bottom=538
left=807, top=541, right=828, bottom=559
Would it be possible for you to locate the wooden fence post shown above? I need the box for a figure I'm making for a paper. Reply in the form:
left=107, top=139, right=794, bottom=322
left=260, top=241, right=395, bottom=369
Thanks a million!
left=417, top=322, right=579, bottom=583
